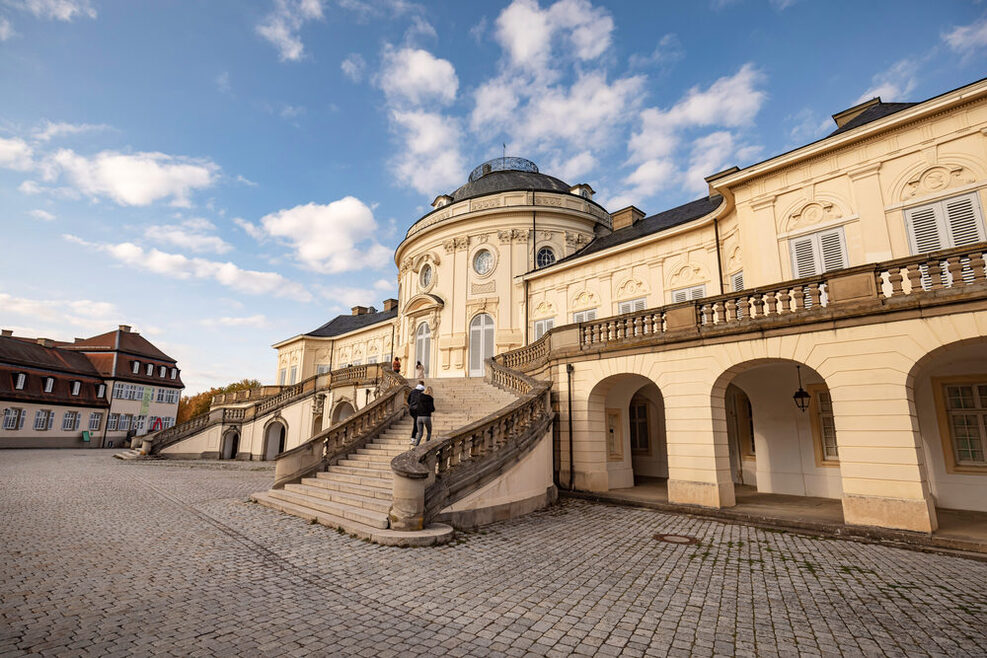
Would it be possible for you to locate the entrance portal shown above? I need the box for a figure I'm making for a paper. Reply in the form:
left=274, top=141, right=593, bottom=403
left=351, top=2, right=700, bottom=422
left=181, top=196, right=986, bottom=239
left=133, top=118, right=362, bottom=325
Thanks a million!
left=264, top=421, right=286, bottom=461
left=415, top=322, right=431, bottom=377
left=469, top=313, right=495, bottom=377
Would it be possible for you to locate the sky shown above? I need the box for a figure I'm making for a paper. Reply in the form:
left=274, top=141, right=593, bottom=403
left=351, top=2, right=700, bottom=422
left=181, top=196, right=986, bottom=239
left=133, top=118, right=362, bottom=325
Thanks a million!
left=1, top=0, right=986, bottom=394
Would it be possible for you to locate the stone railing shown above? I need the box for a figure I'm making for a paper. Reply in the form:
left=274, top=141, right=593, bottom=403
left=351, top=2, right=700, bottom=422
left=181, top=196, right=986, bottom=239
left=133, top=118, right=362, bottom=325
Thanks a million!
left=210, top=385, right=283, bottom=407
left=499, top=242, right=987, bottom=371
left=144, top=364, right=388, bottom=455
left=389, top=359, right=554, bottom=531
left=272, top=369, right=410, bottom=489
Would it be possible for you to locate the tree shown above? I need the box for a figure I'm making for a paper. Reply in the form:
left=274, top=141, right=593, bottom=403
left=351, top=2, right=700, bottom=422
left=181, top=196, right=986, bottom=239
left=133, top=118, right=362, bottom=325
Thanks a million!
left=177, top=378, right=261, bottom=424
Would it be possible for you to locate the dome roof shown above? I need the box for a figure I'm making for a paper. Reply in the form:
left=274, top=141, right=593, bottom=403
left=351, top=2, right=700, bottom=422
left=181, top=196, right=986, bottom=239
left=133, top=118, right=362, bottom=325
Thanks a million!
left=447, top=158, right=571, bottom=202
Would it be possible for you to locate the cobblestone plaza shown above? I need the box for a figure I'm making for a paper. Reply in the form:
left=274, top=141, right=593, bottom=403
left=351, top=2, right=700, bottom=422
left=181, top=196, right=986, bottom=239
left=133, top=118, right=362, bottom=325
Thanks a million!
left=2, top=450, right=986, bottom=657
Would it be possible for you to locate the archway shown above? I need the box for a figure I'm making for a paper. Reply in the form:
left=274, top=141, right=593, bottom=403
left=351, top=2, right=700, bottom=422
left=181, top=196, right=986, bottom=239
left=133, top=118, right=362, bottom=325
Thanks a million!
left=263, top=420, right=287, bottom=461
left=468, top=313, right=495, bottom=377
left=907, top=338, right=987, bottom=514
left=586, top=373, right=668, bottom=493
left=331, top=401, right=355, bottom=424
left=712, top=359, right=842, bottom=503
left=221, top=429, right=239, bottom=460
left=414, top=322, right=431, bottom=377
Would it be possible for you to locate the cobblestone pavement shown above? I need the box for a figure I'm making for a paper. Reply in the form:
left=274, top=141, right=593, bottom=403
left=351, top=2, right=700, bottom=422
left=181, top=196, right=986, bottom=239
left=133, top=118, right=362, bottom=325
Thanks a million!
left=2, top=450, right=987, bottom=657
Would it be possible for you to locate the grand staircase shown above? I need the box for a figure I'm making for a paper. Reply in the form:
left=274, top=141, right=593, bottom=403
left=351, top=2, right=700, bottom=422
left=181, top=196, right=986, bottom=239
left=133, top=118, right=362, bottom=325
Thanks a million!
left=250, top=378, right=518, bottom=541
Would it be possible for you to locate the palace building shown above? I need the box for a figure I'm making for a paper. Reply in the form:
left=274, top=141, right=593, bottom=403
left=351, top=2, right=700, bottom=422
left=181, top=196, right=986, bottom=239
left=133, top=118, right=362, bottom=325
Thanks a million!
left=144, top=77, right=987, bottom=543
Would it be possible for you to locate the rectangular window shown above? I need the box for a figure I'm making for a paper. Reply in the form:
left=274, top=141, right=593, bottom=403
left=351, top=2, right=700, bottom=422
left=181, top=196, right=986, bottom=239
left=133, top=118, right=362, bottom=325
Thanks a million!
left=145, top=363, right=153, bottom=376
left=629, top=400, right=649, bottom=454
left=135, top=415, right=147, bottom=433
left=2, top=408, right=22, bottom=431
left=119, top=414, right=131, bottom=431
left=789, top=227, right=848, bottom=279
left=905, top=192, right=985, bottom=254
left=617, top=298, right=647, bottom=315
left=316, top=365, right=331, bottom=375
left=278, top=368, right=286, bottom=386
left=731, top=271, right=745, bottom=292
left=113, top=382, right=125, bottom=399
left=34, top=410, right=52, bottom=431
left=671, top=285, right=706, bottom=303
left=289, top=366, right=297, bottom=384
left=132, top=361, right=140, bottom=374
left=159, top=365, right=166, bottom=377
left=156, top=388, right=166, bottom=403
left=43, top=377, right=54, bottom=393
left=14, top=373, right=26, bottom=390
left=572, top=309, right=597, bottom=323
left=70, top=381, right=80, bottom=396
left=809, top=385, right=839, bottom=463
left=107, top=414, right=119, bottom=431
left=943, top=382, right=987, bottom=465
left=533, top=318, right=555, bottom=340
left=62, top=411, right=80, bottom=432
left=97, top=384, right=106, bottom=399
left=88, top=413, right=103, bottom=431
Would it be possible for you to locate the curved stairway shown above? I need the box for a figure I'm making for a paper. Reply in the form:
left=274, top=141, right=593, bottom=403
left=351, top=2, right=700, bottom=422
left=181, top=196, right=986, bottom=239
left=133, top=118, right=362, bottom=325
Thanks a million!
left=250, top=378, right=518, bottom=543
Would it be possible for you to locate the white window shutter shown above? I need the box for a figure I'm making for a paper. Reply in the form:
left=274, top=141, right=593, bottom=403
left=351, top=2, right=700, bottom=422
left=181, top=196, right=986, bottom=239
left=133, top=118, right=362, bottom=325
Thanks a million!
left=47, top=412, right=54, bottom=430
left=732, top=271, right=744, bottom=291
left=819, top=229, right=848, bottom=272
left=689, top=285, right=706, bottom=300
left=672, top=290, right=687, bottom=303
left=905, top=204, right=944, bottom=254
left=19, top=409, right=26, bottom=429
left=943, top=194, right=984, bottom=247
left=791, top=236, right=818, bottom=278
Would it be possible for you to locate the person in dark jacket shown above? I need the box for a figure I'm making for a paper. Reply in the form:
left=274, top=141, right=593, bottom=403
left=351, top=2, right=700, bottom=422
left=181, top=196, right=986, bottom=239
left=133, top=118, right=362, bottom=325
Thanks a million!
left=413, top=386, right=435, bottom=447
left=407, top=381, right=425, bottom=442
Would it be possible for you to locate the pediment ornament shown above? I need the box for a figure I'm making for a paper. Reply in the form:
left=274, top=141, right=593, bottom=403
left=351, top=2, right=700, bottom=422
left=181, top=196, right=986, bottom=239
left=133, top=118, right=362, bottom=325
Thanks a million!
left=901, top=165, right=975, bottom=200
left=668, top=263, right=708, bottom=287
left=615, top=277, right=647, bottom=300
left=570, top=290, right=599, bottom=311
left=532, top=300, right=556, bottom=318
left=788, top=201, right=842, bottom=231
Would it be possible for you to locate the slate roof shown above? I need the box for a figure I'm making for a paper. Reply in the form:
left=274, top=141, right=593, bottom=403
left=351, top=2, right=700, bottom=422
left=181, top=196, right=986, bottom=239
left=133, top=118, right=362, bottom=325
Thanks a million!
left=61, top=328, right=183, bottom=388
left=829, top=102, right=917, bottom=136
left=0, top=336, right=102, bottom=377
left=449, top=170, right=572, bottom=202
left=67, top=328, right=176, bottom=362
left=548, top=195, right=724, bottom=268
left=305, top=308, right=398, bottom=338
left=0, top=336, right=109, bottom=407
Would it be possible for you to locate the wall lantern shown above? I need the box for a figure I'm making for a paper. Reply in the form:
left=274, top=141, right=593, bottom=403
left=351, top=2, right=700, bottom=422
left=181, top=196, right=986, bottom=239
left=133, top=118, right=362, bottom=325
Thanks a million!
left=793, top=365, right=811, bottom=413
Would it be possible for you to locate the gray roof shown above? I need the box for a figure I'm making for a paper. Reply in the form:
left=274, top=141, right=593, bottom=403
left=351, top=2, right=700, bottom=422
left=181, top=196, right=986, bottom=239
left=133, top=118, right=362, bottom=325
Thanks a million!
left=829, top=102, right=917, bottom=136
left=305, top=308, right=397, bottom=338
left=548, top=195, right=723, bottom=268
left=449, top=170, right=572, bottom=202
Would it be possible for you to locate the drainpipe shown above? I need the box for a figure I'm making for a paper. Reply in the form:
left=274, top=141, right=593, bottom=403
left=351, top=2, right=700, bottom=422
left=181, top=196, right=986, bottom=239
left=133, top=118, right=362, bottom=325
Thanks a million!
left=524, top=278, right=529, bottom=345
left=713, top=215, right=724, bottom=295
left=566, top=362, right=575, bottom=490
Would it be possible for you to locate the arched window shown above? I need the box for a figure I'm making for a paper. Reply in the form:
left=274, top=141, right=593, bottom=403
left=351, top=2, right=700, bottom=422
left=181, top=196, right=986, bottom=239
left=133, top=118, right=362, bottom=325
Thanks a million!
left=536, top=247, right=556, bottom=268
left=473, top=249, right=493, bottom=275
left=419, top=264, right=432, bottom=289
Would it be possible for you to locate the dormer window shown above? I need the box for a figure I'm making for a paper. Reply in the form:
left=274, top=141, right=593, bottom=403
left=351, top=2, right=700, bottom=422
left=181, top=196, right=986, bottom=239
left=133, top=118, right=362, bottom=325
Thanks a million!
left=431, top=194, right=454, bottom=210
left=170, top=368, right=177, bottom=380
left=159, top=365, right=166, bottom=377
left=146, top=363, right=153, bottom=376
left=132, top=361, right=140, bottom=374
left=71, top=381, right=81, bottom=396
left=13, top=373, right=26, bottom=390
left=97, top=384, right=106, bottom=399
left=43, top=377, right=54, bottom=393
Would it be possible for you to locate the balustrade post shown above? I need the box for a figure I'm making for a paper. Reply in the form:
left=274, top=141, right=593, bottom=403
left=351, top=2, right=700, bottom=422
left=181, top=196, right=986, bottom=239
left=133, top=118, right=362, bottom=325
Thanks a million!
left=970, top=252, right=986, bottom=282
left=778, top=289, right=791, bottom=313
left=928, top=259, right=944, bottom=289
left=763, top=292, right=777, bottom=316
left=725, top=298, right=737, bottom=322
left=792, top=286, right=806, bottom=310
left=712, top=301, right=724, bottom=324
left=905, top=264, right=923, bottom=294
left=888, top=268, right=904, bottom=297
left=946, top=256, right=964, bottom=288
left=751, top=294, right=765, bottom=318
left=808, top=283, right=822, bottom=307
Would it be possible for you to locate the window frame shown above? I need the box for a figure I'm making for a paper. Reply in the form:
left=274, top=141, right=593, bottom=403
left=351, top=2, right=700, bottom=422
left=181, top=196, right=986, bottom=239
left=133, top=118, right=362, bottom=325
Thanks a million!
left=536, top=246, right=556, bottom=268
left=933, top=375, right=987, bottom=474
left=617, top=297, right=647, bottom=315
left=145, top=363, right=153, bottom=376
left=3, top=407, right=24, bottom=431
left=789, top=226, right=848, bottom=279
left=671, top=284, right=706, bottom=304
left=107, top=414, right=119, bottom=431
left=572, top=309, right=597, bottom=324
left=807, top=384, right=840, bottom=466
left=13, top=372, right=26, bottom=390
left=43, top=377, right=54, bottom=394
left=132, top=361, right=140, bottom=374
left=170, top=368, right=177, bottom=380
left=731, top=271, right=745, bottom=292
left=71, top=381, right=81, bottom=396
left=904, top=192, right=986, bottom=255
left=88, top=412, right=103, bottom=432
left=533, top=318, right=555, bottom=341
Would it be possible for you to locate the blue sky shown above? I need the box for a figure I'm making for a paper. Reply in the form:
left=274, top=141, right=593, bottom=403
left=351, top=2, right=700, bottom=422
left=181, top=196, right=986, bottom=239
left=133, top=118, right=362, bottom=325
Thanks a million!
left=1, top=0, right=985, bottom=394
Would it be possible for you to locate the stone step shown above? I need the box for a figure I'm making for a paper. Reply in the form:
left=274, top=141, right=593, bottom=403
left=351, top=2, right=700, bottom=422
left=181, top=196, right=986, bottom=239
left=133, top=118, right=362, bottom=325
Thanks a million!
left=347, top=452, right=393, bottom=464
left=301, top=476, right=392, bottom=499
left=328, top=463, right=393, bottom=480
left=283, top=483, right=391, bottom=513
left=251, top=491, right=387, bottom=536
left=265, top=489, right=389, bottom=529
left=317, top=470, right=393, bottom=488
left=357, top=446, right=407, bottom=457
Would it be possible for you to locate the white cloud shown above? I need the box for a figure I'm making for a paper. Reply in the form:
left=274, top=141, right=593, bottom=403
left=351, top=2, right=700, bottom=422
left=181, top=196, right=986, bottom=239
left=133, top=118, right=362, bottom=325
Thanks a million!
left=0, top=16, right=13, bottom=40
left=258, top=196, right=392, bottom=273
left=495, top=0, right=613, bottom=73
left=552, top=150, right=596, bottom=181
left=233, top=217, right=266, bottom=241
left=855, top=58, right=917, bottom=105
left=12, top=0, right=95, bottom=21
left=144, top=218, right=233, bottom=254
left=404, top=15, right=436, bottom=43
left=18, top=180, right=42, bottom=194
left=390, top=109, right=465, bottom=195
left=628, top=33, right=683, bottom=69
left=201, top=315, right=268, bottom=328
left=28, top=208, right=55, bottom=221
left=374, top=278, right=395, bottom=291
left=45, top=149, right=218, bottom=206
left=943, top=17, right=987, bottom=57
left=33, top=120, right=109, bottom=142
left=341, top=53, right=366, bottom=82
left=280, top=104, right=306, bottom=120
left=0, top=136, right=34, bottom=170
left=256, top=0, right=324, bottom=62
left=787, top=108, right=832, bottom=144
left=235, top=174, right=258, bottom=187
left=64, top=234, right=313, bottom=302
left=378, top=46, right=458, bottom=106
left=0, top=293, right=121, bottom=334
left=683, top=131, right=736, bottom=193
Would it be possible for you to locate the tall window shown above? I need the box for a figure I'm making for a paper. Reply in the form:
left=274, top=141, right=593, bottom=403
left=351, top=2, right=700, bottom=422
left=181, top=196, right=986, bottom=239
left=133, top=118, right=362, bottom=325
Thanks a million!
left=572, top=309, right=597, bottom=323
left=536, top=247, right=556, bottom=268
left=156, top=388, right=166, bottom=403
left=731, top=271, right=745, bottom=291
left=629, top=398, right=649, bottom=454
left=533, top=318, right=554, bottom=340
left=809, top=385, right=839, bottom=463
left=13, top=373, right=26, bottom=390
left=289, top=366, right=298, bottom=384
left=34, top=410, right=53, bottom=431
left=904, top=192, right=985, bottom=254
left=170, top=368, right=177, bottom=380
left=146, top=363, right=153, bottom=376
left=97, top=384, right=106, bottom=399
left=159, top=365, right=167, bottom=377
left=789, top=227, right=848, bottom=278
left=43, top=377, right=54, bottom=393
left=279, top=369, right=286, bottom=386
left=71, top=381, right=81, bottom=396
left=119, top=415, right=131, bottom=431
left=942, top=382, right=987, bottom=465
left=107, top=414, right=119, bottom=431
left=62, top=411, right=80, bottom=431
left=88, top=412, right=103, bottom=432
left=3, top=408, right=25, bottom=430
left=671, top=285, right=706, bottom=303
left=617, top=298, right=647, bottom=314
left=132, top=361, right=140, bottom=374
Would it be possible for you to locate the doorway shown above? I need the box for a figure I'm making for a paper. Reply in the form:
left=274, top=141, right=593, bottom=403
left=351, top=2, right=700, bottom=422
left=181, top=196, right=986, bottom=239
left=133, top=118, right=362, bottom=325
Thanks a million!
left=415, top=322, right=431, bottom=377
left=469, top=313, right=495, bottom=377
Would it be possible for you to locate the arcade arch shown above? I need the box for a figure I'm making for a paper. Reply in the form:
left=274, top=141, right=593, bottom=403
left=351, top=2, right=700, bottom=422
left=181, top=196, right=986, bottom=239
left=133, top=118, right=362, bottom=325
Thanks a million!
left=331, top=400, right=356, bottom=424
left=221, top=429, right=239, bottom=460
left=263, top=419, right=287, bottom=461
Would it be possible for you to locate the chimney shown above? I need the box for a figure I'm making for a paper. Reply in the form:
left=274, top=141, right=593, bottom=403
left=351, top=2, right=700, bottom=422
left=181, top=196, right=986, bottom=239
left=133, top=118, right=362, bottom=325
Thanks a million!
left=351, top=306, right=369, bottom=316
left=611, top=205, right=645, bottom=231
left=382, top=298, right=398, bottom=312
left=1, top=329, right=12, bottom=337
left=118, top=325, right=132, bottom=333
left=37, top=338, right=54, bottom=348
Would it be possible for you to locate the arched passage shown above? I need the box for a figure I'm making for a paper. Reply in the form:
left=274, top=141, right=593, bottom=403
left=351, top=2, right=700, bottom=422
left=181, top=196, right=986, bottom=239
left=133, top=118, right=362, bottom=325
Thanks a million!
left=907, top=338, right=987, bottom=513
left=711, top=359, right=843, bottom=501
left=469, top=313, right=495, bottom=377
left=587, top=373, right=668, bottom=492
left=263, top=420, right=287, bottom=461
left=221, top=429, right=239, bottom=460
left=331, top=401, right=355, bottom=424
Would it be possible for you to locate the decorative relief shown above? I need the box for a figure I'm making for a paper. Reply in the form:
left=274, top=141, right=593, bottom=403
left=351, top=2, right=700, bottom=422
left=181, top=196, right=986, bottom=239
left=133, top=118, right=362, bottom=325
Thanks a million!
left=570, top=289, right=599, bottom=311
left=532, top=300, right=555, bottom=318
left=471, top=281, right=495, bottom=295
left=535, top=196, right=563, bottom=207
left=454, top=236, right=470, bottom=250
left=315, top=348, right=330, bottom=360
left=399, top=257, right=413, bottom=273
left=565, top=231, right=590, bottom=248
left=466, top=298, right=498, bottom=317
left=471, top=198, right=501, bottom=211
left=498, top=230, right=512, bottom=244
left=788, top=200, right=843, bottom=231
left=726, top=245, right=742, bottom=272
left=667, top=262, right=709, bottom=288
left=443, top=239, right=456, bottom=253
left=539, top=230, right=553, bottom=241
left=497, top=228, right=529, bottom=243
left=614, top=277, right=647, bottom=300
left=901, top=165, right=975, bottom=200
left=473, top=234, right=489, bottom=244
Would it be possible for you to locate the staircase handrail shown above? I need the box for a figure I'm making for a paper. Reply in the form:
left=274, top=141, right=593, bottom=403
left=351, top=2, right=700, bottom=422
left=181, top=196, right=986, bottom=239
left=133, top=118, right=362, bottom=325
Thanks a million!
left=272, top=369, right=411, bottom=489
left=389, top=359, right=553, bottom=529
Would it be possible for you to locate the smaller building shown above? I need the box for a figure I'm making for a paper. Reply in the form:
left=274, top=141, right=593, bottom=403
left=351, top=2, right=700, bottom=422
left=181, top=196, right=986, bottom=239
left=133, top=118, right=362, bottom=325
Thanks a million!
left=0, top=325, right=184, bottom=448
